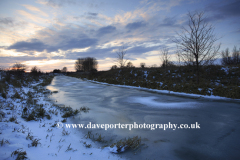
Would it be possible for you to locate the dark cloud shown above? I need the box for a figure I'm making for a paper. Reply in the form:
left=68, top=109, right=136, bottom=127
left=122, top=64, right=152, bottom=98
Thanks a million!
left=0, top=17, right=14, bottom=25
left=7, top=39, right=48, bottom=52
left=127, top=45, right=162, bottom=56
left=63, top=46, right=118, bottom=60
left=206, top=0, right=240, bottom=21
left=97, top=25, right=116, bottom=36
left=216, top=1, right=240, bottom=17
left=80, top=12, right=99, bottom=20
left=87, top=12, right=98, bottom=16
left=0, top=17, right=27, bottom=28
left=7, top=37, right=98, bottom=53
left=159, top=17, right=178, bottom=27
left=60, top=38, right=98, bottom=51
left=125, top=21, right=147, bottom=30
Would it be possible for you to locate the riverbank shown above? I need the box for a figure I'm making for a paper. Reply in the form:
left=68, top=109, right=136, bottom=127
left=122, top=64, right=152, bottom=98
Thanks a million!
left=68, top=65, right=240, bottom=99
left=0, top=74, right=124, bottom=160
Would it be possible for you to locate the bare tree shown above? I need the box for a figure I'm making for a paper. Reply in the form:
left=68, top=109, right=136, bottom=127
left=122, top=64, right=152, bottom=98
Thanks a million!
left=31, top=66, right=41, bottom=76
left=75, top=58, right=84, bottom=72
left=174, top=11, right=221, bottom=84
left=11, top=63, right=27, bottom=78
left=151, top=64, right=157, bottom=68
left=221, top=46, right=240, bottom=66
left=62, top=67, right=67, bottom=72
left=12, top=63, right=27, bottom=72
left=75, top=57, right=98, bottom=72
left=111, top=65, right=118, bottom=70
left=116, top=46, right=128, bottom=68
left=160, top=48, right=172, bottom=68
left=140, top=63, right=146, bottom=68
left=221, top=48, right=232, bottom=66
left=126, top=61, right=134, bottom=68
left=232, top=46, right=240, bottom=65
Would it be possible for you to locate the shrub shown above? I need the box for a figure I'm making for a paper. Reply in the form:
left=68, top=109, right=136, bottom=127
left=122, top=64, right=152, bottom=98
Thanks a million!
left=12, top=79, right=22, bottom=88
left=26, top=111, right=36, bottom=121
left=31, top=138, right=41, bottom=147
left=80, top=106, right=90, bottom=113
left=36, top=106, right=45, bottom=118
left=9, top=116, right=16, bottom=122
left=11, top=149, right=27, bottom=160
left=1, top=92, right=6, bottom=99
left=1, top=138, right=10, bottom=146
left=12, top=91, right=21, bottom=99
left=62, top=111, right=74, bottom=118
left=110, top=136, right=142, bottom=153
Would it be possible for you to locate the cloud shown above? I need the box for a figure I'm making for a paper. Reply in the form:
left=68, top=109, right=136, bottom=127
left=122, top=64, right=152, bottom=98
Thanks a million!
left=159, top=17, right=178, bottom=27
left=17, top=10, right=47, bottom=23
left=37, top=0, right=77, bottom=8
left=125, top=21, right=147, bottom=30
left=206, top=0, right=240, bottom=21
left=0, top=17, right=14, bottom=25
left=87, top=12, right=98, bottom=16
left=97, top=25, right=116, bottom=36
left=126, top=45, right=162, bottom=56
left=7, top=39, right=47, bottom=52
left=0, top=17, right=28, bottom=28
left=22, top=4, right=48, bottom=17
left=215, top=1, right=240, bottom=17
left=59, top=38, right=98, bottom=51
left=7, top=36, right=98, bottom=53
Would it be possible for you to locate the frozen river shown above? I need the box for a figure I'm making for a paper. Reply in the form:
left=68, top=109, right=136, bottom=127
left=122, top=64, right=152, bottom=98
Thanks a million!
left=47, top=76, right=240, bottom=160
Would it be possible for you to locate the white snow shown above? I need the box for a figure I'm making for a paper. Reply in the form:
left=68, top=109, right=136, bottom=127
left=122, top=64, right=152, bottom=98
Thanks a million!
left=0, top=79, right=124, bottom=160
left=221, top=67, right=229, bottom=74
left=144, top=71, right=148, bottom=78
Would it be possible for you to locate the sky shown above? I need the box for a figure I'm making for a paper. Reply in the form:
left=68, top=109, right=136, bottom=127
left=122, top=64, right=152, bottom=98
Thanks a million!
left=0, top=0, right=240, bottom=72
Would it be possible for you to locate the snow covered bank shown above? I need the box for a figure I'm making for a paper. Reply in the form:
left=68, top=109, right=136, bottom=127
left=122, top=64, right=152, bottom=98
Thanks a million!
left=0, top=77, right=124, bottom=160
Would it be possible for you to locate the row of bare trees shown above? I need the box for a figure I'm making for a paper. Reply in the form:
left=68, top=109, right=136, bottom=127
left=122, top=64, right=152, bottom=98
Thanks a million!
left=75, top=57, right=98, bottom=72
left=221, top=46, right=240, bottom=66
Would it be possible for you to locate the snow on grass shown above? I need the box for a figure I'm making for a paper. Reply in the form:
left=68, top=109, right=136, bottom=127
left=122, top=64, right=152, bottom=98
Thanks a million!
left=221, top=67, right=229, bottom=74
left=0, top=79, right=124, bottom=160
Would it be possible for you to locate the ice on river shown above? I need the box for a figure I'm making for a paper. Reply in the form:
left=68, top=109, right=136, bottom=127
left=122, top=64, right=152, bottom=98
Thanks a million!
left=127, top=96, right=198, bottom=108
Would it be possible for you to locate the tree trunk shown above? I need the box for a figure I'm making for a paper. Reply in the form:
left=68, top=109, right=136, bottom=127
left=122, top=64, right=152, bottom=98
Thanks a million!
left=196, top=57, right=199, bottom=85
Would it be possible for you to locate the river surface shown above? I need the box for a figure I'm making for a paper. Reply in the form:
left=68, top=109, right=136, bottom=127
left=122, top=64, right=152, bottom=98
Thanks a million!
left=46, top=76, right=240, bottom=160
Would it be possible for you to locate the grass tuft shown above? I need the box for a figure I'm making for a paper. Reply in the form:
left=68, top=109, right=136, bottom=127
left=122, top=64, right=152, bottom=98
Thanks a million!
left=11, top=149, right=27, bottom=160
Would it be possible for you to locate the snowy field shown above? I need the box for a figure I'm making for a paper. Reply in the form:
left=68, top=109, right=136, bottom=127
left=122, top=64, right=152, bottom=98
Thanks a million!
left=0, top=78, right=124, bottom=160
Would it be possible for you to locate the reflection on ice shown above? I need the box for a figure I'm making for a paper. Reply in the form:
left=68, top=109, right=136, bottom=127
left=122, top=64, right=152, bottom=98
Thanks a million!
left=62, top=82, right=85, bottom=86
left=128, top=96, right=197, bottom=108
left=84, top=86, right=103, bottom=89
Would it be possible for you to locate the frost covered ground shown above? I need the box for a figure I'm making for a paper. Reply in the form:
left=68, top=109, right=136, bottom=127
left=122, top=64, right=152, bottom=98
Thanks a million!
left=0, top=77, right=124, bottom=160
